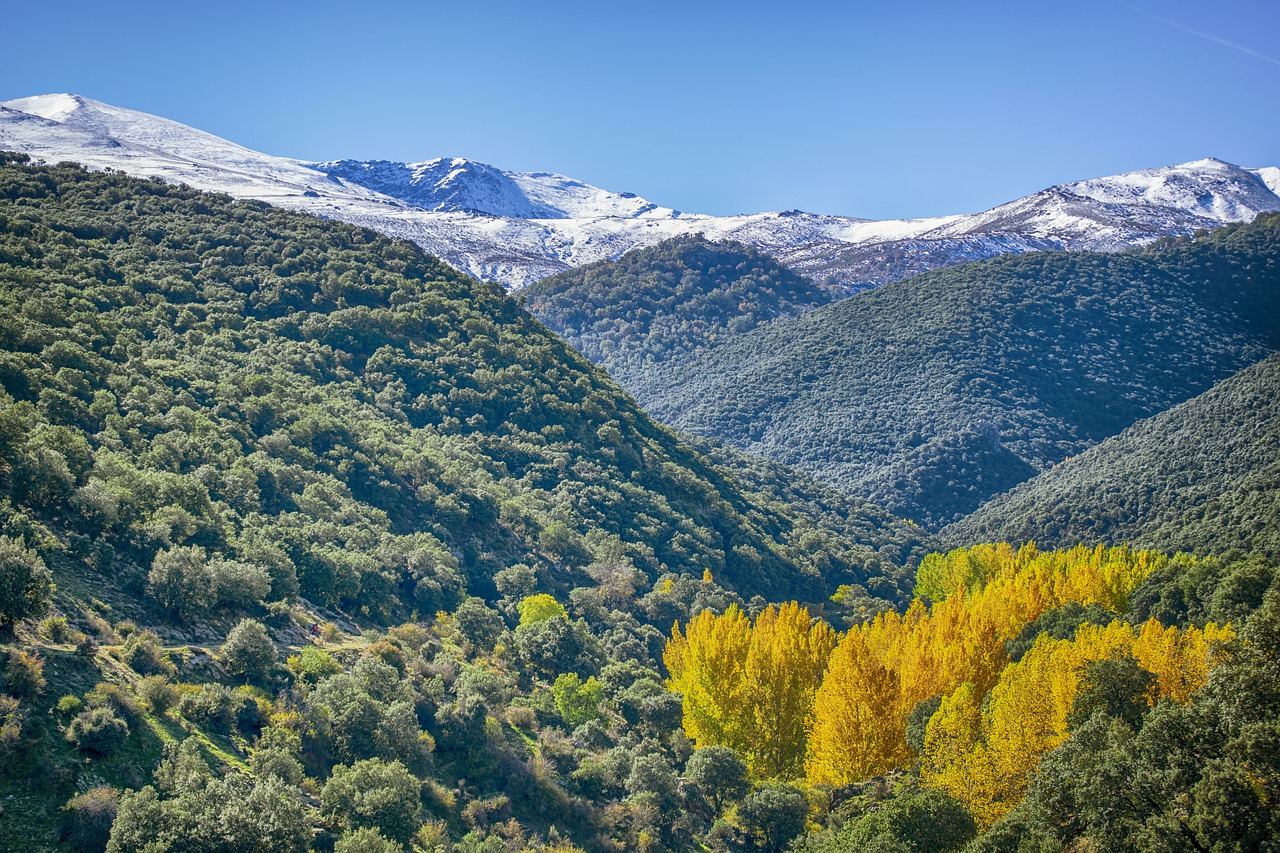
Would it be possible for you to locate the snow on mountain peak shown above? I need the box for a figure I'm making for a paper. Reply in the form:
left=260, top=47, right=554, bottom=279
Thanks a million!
left=1, top=93, right=1276, bottom=291
left=313, top=156, right=680, bottom=221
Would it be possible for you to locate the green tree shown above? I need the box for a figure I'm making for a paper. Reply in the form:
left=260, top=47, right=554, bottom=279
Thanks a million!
left=552, top=672, right=604, bottom=729
left=321, top=758, right=422, bottom=846
left=147, top=545, right=213, bottom=619
left=220, top=618, right=277, bottom=683
left=685, top=745, right=749, bottom=815
left=740, top=782, right=809, bottom=853
left=0, top=535, right=52, bottom=632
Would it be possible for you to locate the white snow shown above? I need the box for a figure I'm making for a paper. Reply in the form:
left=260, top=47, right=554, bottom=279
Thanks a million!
left=3, top=93, right=1277, bottom=291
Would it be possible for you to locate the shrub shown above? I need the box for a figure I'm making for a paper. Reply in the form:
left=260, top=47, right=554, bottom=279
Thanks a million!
left=120, top=630, right=173, bottom=676
left=136, top=675, right=179, bottom=715
left=0, top=535, right=52, bottom=631
left=147, top=545, right=213, bottom=619
left=334, top=827, right=405, bottom=853
left=0, top=694, right=27, bottom=757
left=221, top=619, right=277, bottom=683
left=57, top=694, right=84, bottom=716
left=176, top=684, right=244, bottom=733
left=286, top=645, right=341, bottom=684
left=40, top=615, right=71, bottom=643
left=61, top=786, right=120, bottom=852
left=4, top=650, right=46, bottom=700
left=66, top=707, right=129, bottom=756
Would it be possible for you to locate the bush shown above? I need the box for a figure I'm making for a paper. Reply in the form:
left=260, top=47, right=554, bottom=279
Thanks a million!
left=0, top=535, right=52, bottom=631
left=176, top=684, right=244, bottom=733
left=147, top=545, right=213, bottom=619
left=57, top=694, right=84, bottom=716
left=740, top=782, right=808, bottom=853
left=286, top=645, right=341, bottom=684
left=66, top=706, right=129, bottom=756
left=334, top=827, right=405, bottom=853
left=62, top=786, right=120, bottom=852
left=4, top=649, right=46, bottom=700
left=221, top=619, right=277, bottom=683
left=321, top=758, right=422, bottom=846
left=120, top=629, right=173, bottom=676
left=136, top=675, right=179, bottom=715
left=0, top=694, right=27, bottom=757
left=40, top=615, right=71, bottom=643
left=685, top=745, right=749, bottom=814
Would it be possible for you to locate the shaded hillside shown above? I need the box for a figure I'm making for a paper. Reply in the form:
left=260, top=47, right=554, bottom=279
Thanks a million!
left=522, top=235, right=830, bottom=384
left=634, top=215, right=1280, bottom=527
left=0, top=154, right=924, bottom=621
left=946, top=353, right=1280, bottom=558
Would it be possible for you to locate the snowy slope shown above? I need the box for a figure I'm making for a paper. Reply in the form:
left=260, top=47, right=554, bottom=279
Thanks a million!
left=2, top=94, right=1276, bottom=291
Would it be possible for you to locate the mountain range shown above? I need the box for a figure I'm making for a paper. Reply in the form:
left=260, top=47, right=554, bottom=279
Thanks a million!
left=2, top=93, right=1277, bottom=290
left=629, top=216, right=1280, bottom=527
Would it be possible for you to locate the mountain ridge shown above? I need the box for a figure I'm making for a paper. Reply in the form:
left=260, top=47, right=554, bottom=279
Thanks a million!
left=2, top=93, right=1276, bottom=290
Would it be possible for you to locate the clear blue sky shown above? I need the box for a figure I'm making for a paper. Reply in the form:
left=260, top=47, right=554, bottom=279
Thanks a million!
left=3, top=0, right=1277, bottom=219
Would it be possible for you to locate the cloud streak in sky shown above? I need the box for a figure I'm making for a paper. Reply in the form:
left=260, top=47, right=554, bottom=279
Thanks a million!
left=1123, top=2, right=1280, bottom=67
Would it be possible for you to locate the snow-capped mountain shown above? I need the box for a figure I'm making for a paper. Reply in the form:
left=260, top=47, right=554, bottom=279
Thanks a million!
left=2, top=94, right=1276, bottom=291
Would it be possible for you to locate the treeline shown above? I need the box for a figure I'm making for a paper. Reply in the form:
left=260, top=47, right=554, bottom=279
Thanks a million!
left=948, top=353, right=1280, bottom=560
left=522, top=235, right=830, bottom=385
left=632, top=215, right=1280, bottom=527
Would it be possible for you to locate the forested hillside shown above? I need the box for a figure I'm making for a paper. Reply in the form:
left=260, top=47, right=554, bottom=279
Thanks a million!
left=634, top=216, right=1280, bottom=527
left=0, top=155, right=940, bottom=851
left=947, top=353, right=1280, bottom=558
left=522, top=236, right=830, bottom=384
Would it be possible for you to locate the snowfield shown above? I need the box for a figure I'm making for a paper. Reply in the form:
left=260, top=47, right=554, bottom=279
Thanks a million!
left=3, top=94, right=1277, bottom=291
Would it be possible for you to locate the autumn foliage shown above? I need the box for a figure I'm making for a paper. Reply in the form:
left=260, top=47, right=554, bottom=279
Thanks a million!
left=666, top=543, right=1230, bottom=822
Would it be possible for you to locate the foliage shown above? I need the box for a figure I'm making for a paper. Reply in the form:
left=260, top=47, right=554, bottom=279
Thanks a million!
left=633, top=216, right=1280, bottom=526
left=920, top=619, right=1230, bottom=828
left=220, top=618, right=277, bottom=683
left=0, top=534, right=52, bottom=630
left=665, top=601, right=834, bottom=778
left=61, top=786, right=120, bottom=853
left=951, top=353, right=1280, bottom=559
left=518, top=593, right=567, bottom=626
left=739, top=782, right=809, bottom=853
left=66, top=706, right=129, bottom=756
left=321, top=758, right=422, bottom=847
left=4, top=648, right=45, bottom=699
left=524, top=234, right=831, bottom=385
left=551, top=672, right=604, bottom=728
left=684, top=745, right=749, bottom=815
left=802, top=784, right=975, bottom=853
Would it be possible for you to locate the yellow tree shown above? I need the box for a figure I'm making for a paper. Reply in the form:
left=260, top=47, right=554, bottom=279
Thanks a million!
left=744, top=602, right=835, bottom=778
left=806, top=629, right=906, bottom=785
left=665, top=605, right=752, bottom=752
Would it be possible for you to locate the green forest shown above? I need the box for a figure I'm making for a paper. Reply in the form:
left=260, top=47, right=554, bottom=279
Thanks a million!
left=0, top=155, right=1277, bottom=852
left=629, top=218, right=1280, bottom=527
left=947, top=352, right=1280, bottom=559
left=522, top=236, right=830, bottom=386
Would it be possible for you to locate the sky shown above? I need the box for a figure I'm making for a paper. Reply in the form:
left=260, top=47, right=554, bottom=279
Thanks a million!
left=3, top=0, right=1277, bottom=220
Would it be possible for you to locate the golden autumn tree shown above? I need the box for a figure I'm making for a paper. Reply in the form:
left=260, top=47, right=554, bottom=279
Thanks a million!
left=922, top=618, right=1233, bottom=828
left=666, top=602, right=833, bottom=778
left=665, top=605, right=752, bottom=751
left=806, top=628, right=905, bottom=785
left=743, top=602, right=835, bottom=778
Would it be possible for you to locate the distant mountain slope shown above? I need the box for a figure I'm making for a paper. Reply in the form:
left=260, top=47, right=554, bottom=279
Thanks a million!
left=2, top=94, right=1275, bottom=290
left=633, top=215, right=1280, bottom=528
left=945, top=354, right=1280, bottom=559
left=0, top=154, right=937, bottom=619
left=522, top=235, right=831, bottom=383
